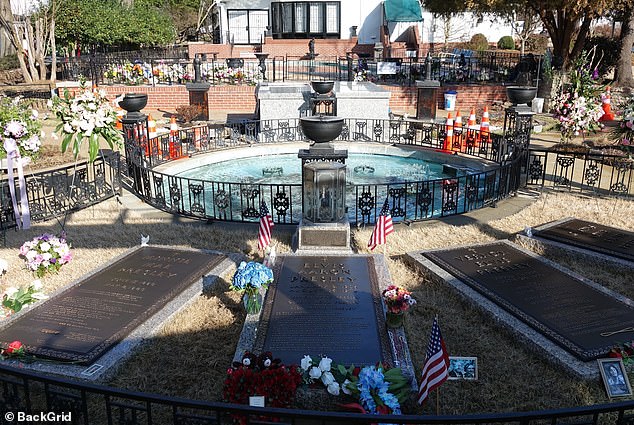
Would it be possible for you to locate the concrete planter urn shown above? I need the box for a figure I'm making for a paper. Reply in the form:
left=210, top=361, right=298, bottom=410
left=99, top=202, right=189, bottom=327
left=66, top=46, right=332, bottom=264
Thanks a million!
left=311, top=81, right=335, bottom=94
left=300, top=115, right=344, bottom=144
left=119, top=93, right=148, bottom=119
left=506, top=86, right=537, bottom=105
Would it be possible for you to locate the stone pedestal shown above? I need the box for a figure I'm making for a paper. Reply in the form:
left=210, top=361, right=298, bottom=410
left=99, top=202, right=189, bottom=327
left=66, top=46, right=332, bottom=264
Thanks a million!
left=415, top=79, right=440, bottom=120
left=186, top=82, right=211, bottom=121
left=295, top=219, right=352, bottom=253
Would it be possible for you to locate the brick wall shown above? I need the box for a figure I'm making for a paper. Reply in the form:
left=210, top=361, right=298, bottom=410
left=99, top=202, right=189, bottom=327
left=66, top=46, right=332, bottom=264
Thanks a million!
left=82, top=83, right=506, bottom=118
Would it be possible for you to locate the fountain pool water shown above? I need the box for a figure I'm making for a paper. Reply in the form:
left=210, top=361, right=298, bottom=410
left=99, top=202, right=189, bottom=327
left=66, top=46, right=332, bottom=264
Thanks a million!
left=176, top=152, right=456, bottom=185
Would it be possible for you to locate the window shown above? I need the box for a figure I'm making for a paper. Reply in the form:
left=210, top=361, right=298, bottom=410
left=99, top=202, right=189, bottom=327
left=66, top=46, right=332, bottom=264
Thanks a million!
left=271, top=2, right=340, bottom=39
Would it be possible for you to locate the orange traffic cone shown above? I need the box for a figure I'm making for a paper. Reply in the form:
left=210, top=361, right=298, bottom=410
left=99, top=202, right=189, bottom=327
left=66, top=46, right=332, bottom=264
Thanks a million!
left=168, top=116, right=182, bottom=159
left=467, top=108, right=477, bottom=129
left=443, top=112, right=454, bottom=151
left=466, top=107, right=479, bottom=148
left=480, top=106, right=490, bottom=143
left=452, top=109, right=462, bottom=151
left=146, top=114, right=162, bottom=156
left=599, top=86, right=615, bottom=121
left=148, top=114, right=157, bottom=138
left=115, top=106, right=124, bottom=131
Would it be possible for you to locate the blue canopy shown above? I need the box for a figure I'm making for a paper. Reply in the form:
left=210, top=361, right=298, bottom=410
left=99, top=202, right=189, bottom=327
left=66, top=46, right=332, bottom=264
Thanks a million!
left=384, top=0, right=423, bottom=22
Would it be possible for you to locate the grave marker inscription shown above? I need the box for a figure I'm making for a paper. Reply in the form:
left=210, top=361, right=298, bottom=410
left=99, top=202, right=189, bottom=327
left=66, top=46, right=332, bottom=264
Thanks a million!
left=0, top=247, right=224, bottom=364
left=535, top=218, right=634, bottom=262
left=423, top=242, right=634, bottom=361
left=254, top=256, right=392, bottom=365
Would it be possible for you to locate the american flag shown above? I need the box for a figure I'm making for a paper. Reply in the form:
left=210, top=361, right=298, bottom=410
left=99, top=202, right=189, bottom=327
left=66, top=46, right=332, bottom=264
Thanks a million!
left=417, top=316, right=450, bottom=405
left=258, top=201, right=275, bottom=251
left=368, top=198, right=394, bottom=251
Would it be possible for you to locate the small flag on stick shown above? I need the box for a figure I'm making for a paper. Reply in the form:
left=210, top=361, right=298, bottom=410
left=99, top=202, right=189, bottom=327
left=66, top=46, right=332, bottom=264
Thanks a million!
left=258, top=201, right=275, bottom=251
left=368, top=197, right=394, bottom=251
left=417, top=316, right=449, bottom=405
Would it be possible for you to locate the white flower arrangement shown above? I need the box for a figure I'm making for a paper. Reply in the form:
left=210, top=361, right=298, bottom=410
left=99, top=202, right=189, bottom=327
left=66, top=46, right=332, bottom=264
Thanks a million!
left=19, top=233, right=72, bottom=278
left=299, top=354, right=341, bottom=395
left=0, top=96, right=42, bottom=160
left=2, top=280, right=48, bottom=315
left=50, top=84, right=121, bottom=162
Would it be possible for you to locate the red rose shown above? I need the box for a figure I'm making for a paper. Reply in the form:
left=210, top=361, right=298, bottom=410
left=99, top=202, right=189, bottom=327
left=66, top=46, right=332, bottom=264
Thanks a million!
left=609, top=350, right=623, bottom=358
left=5, top=340, right=23, bottom=355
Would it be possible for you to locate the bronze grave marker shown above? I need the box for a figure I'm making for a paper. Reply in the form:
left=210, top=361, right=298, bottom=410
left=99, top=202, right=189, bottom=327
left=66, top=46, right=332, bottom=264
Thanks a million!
left=535, top=218, right=634, bottom=262
left=254, top=255, right=392, bottom=365
left=423, top=242, right=634, bottom=361
left=0, top=247, right=224, bottom=364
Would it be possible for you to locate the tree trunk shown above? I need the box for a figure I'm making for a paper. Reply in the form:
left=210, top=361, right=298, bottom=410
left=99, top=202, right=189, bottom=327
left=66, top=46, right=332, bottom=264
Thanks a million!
left=49, top=15, right=57, bottom=83
left=614, top=7, right=634, bottom=88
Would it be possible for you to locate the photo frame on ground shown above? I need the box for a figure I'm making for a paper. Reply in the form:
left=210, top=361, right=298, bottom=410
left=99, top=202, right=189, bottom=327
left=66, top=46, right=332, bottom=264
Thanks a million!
left=598, top=358, right=632, bottom=398
left=448, top=356, right=478, bottom=380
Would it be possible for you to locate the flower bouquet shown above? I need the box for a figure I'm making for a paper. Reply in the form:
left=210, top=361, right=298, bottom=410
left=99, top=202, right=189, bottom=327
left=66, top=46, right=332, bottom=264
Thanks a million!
left=551, top=49, right=605, bottom=144
left=2, top=280, right=48, bottom=314
left=609, top=341, right=634, bottom=370
left=223, top=351, right=302, bottom=414
left=341, top=364, right=410, bottom=416
left=230, top=261, right=273, bottom=314
left=19, top=233, right=72, bottom=278
left=610, top=94, right=634, bottom=158
left=299, top=355, right=342, bottom=395
left=0, top=95, right=42, bottom=161
left=50, top=83, right=120, bottom=163
left=382, top=285, right=416, bottom=328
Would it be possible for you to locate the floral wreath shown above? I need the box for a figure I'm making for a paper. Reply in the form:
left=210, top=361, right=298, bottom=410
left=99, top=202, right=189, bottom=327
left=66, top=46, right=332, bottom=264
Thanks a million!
left=357, top=365, right=402, bottom=415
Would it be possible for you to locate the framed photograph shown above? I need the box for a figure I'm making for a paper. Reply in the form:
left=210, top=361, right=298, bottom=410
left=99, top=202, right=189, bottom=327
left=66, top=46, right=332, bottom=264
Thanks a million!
left=448, top=356, right=478, bottom=381
left=598, top=358, right=632, bottom=398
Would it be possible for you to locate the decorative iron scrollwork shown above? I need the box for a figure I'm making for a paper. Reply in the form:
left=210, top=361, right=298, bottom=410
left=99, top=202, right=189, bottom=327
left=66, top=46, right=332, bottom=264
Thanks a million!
left=373, top=122, right=383, bottom=140
left=273, top=191, right=289, bottom=218
left=357, top=190, right=375, bottom=218
left=529, top=158, right=544, bottom=180
left=214, top=189, right=229, bottom=210
left=583, top=161, right=600, bottom=186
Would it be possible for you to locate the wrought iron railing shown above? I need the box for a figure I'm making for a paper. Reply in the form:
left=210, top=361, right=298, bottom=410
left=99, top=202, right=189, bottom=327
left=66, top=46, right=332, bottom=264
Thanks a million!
left=55, top=51, right=542, bottom=86
left=121, top=118, right=529, bottom=225
left=0, top=152, right=121, bottom=231
left=526, top=148, right=634, bottom=196
left=0, top=363, right=633, bottom=425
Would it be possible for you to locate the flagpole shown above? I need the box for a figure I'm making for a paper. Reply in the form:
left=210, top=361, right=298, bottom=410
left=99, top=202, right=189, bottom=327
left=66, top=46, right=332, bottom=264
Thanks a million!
left=436, top=389, right=440, bottom=415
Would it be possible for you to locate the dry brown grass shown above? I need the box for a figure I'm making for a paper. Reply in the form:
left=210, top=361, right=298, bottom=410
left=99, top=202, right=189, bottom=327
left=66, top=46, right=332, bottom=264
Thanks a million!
left=0, top=190, right=632, bottom=414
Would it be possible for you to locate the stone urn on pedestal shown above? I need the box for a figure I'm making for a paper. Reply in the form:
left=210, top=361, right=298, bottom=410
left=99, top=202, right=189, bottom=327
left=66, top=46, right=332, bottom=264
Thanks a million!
left=296, top=115, right=351, bottom=252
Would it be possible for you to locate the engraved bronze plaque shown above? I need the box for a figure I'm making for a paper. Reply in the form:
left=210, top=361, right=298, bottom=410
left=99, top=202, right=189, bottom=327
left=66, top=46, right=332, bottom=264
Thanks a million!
left=416, top=87, right=438, bottom=120
left=188, top=90, right=209, bottom=120
left=0, top=247, right=224, bottom=364
left=301, top=229, right=348, bottom=247
left=535, top=218, right=634, bottom=262
left=255, top=256, right=392, bottom=366
left=423, top=242, right=634, bottom=361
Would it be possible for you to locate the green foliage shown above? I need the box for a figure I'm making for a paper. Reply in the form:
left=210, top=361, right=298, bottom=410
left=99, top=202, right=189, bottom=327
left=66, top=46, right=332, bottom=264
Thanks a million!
left=55, top=0, right=176, bottom=49
left=468, top=33, right=489, bottom=51
left=497, top=36, right=515, bottom=50
left=583, top=36, right=619, bottom=80
left=0, top=54, right=19, bottom=71
left=525, top=34, right=550, bottom=54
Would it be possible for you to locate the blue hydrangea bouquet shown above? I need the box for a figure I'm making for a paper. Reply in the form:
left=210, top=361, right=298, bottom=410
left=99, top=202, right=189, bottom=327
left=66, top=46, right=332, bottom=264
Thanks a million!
left=230, top=261, right=273, bottom=314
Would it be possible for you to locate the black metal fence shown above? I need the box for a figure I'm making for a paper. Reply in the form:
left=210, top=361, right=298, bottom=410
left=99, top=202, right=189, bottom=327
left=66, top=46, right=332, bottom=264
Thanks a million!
left=0, top=363, right=633, bottom=425
left=121, top=117, right=528, bottom=225
left=526, top=148, right=634, bottom=196
left=0, top=152, right=121, bottom=231
left=54, top=51, right=541, bottom=86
